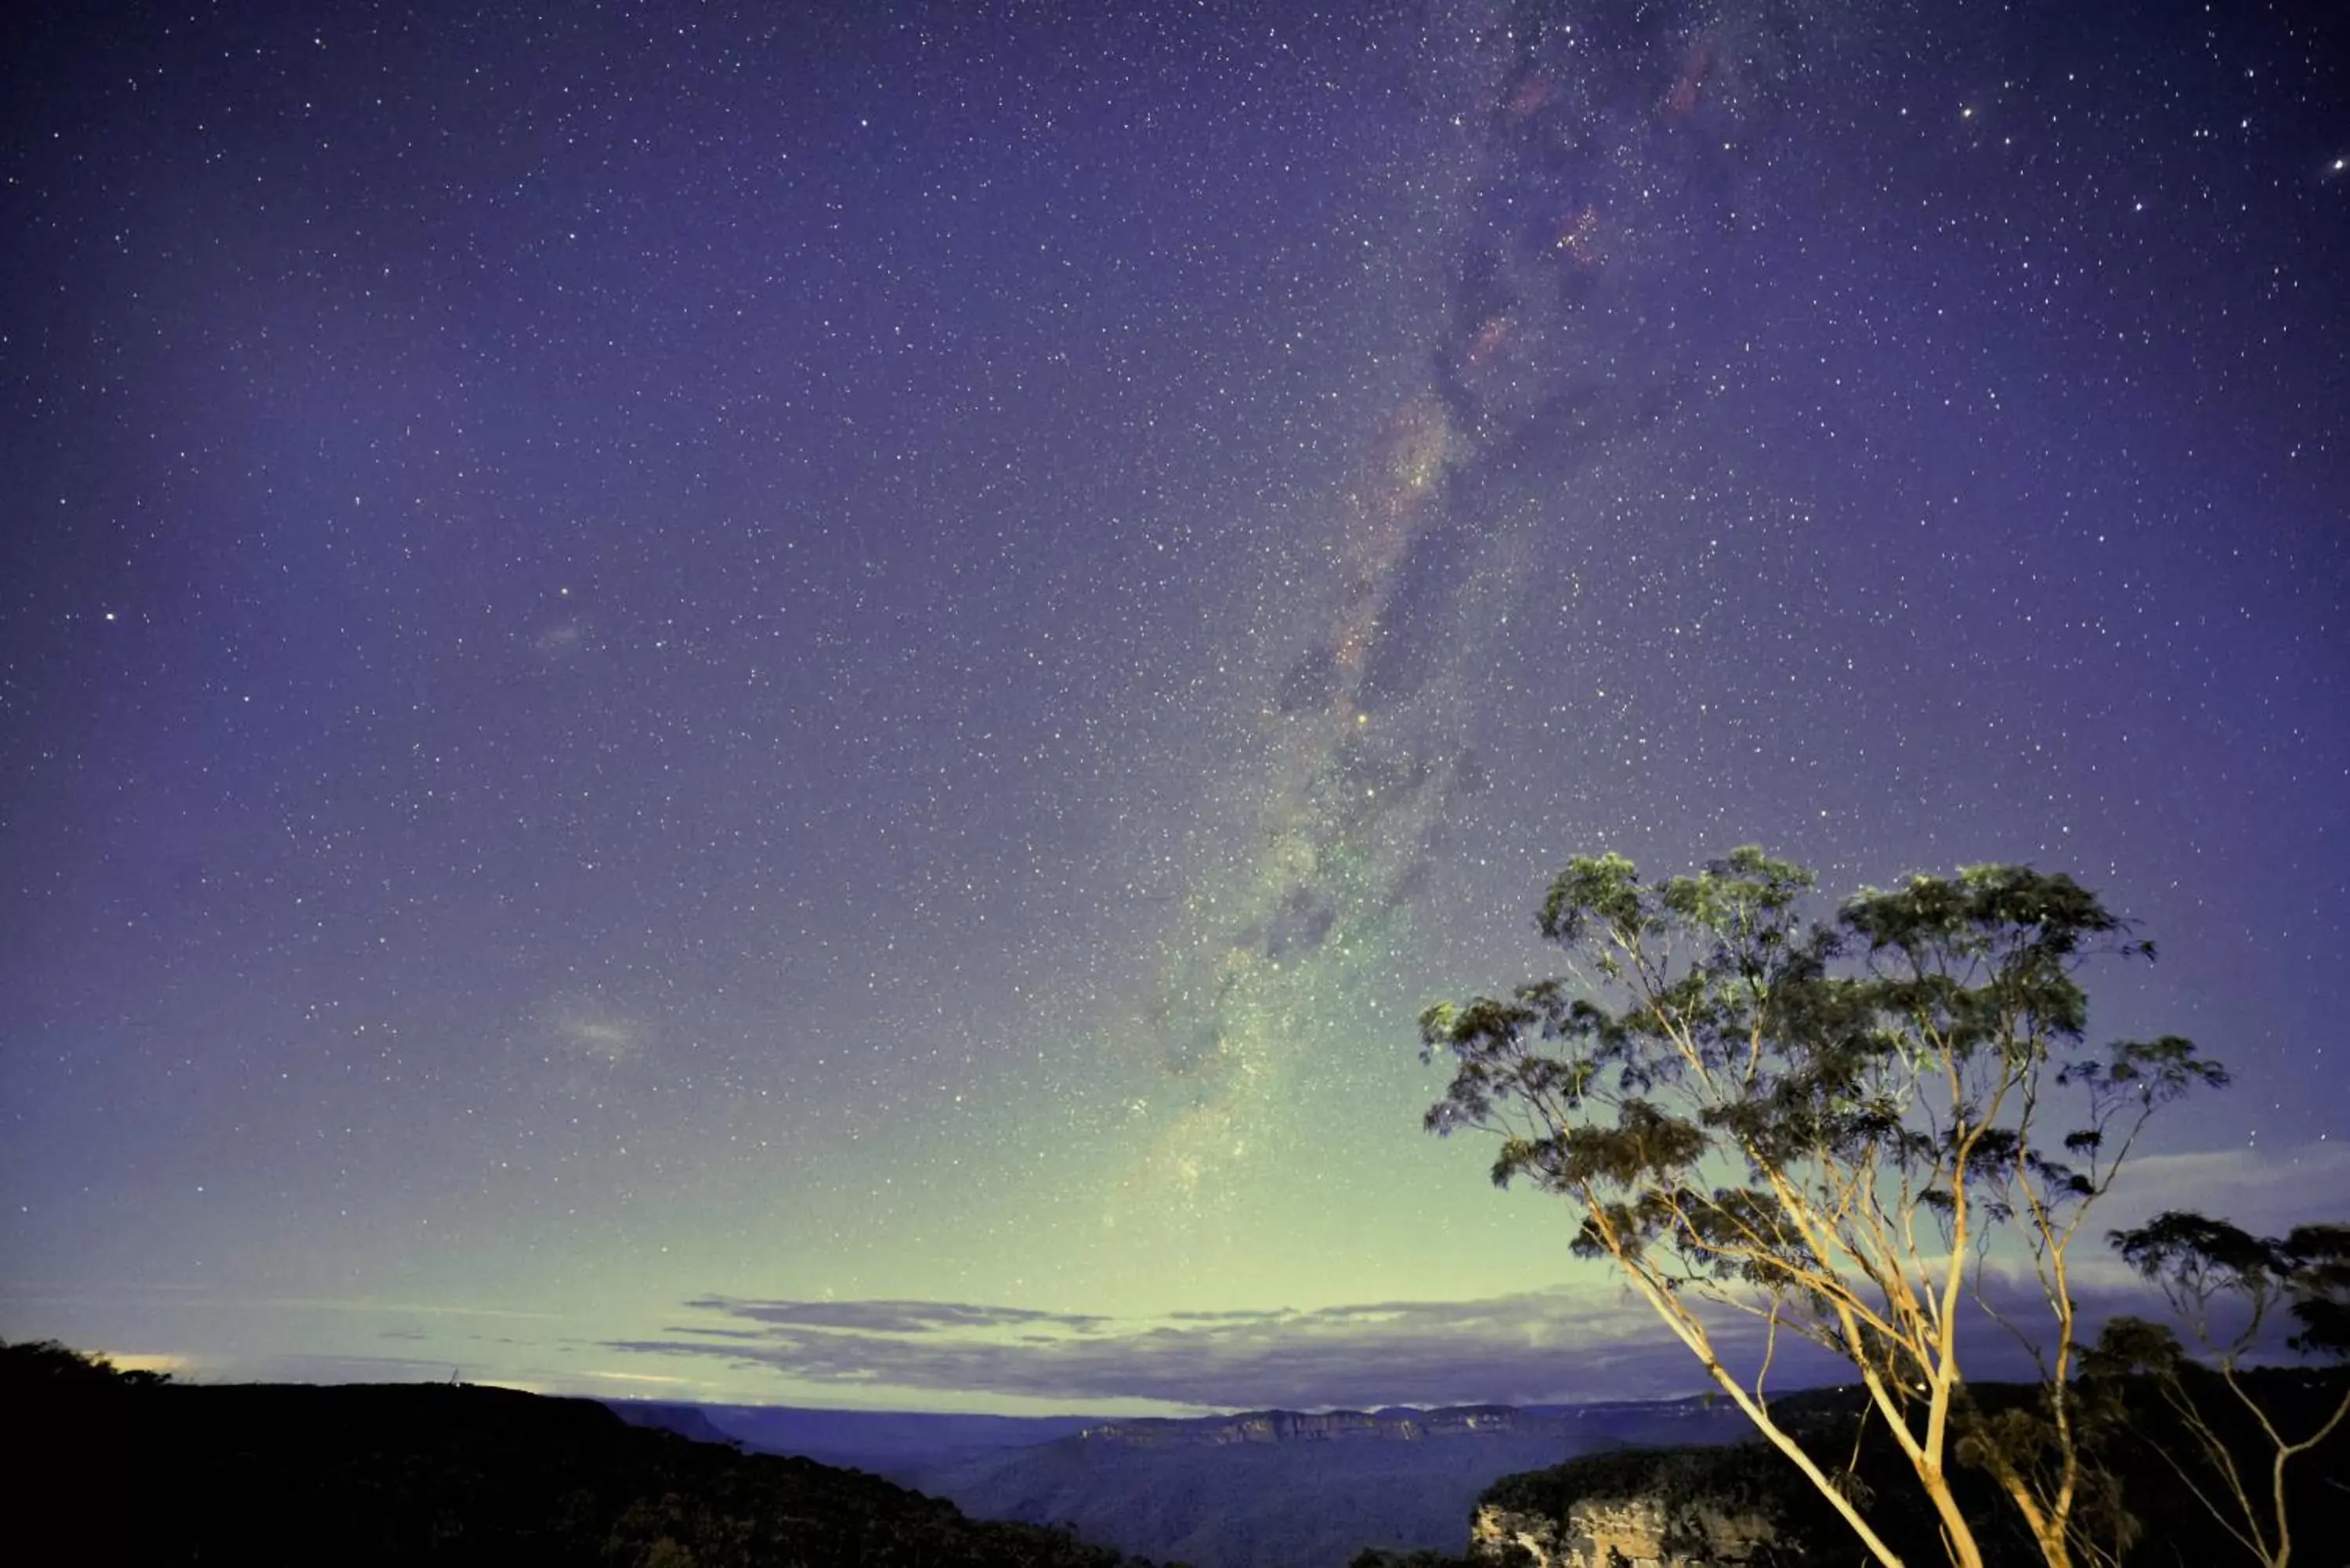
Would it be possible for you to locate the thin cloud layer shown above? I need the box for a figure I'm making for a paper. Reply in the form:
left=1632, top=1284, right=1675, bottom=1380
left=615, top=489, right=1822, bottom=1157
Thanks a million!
left=682, top=1298, right=1112, bottom=1335
left=613, top=1267, right=2217, bottom=1412
left=2097, top=1143, right=2350, bottom=1237
left=615, top=1288, right=1820, bottom=1409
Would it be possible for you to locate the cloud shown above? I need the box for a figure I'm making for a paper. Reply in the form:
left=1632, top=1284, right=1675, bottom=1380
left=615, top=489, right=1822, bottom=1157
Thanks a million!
left=609, top=1287, right=1777, bottom=1410
left=600, top=1153, right=2350, bottom=1412
left=2096, top=1143, right=2350, bottom=1237
left=609, top=1242, right=2299, bottom=1412
left=679, top=1297, right=1110, bottom=1335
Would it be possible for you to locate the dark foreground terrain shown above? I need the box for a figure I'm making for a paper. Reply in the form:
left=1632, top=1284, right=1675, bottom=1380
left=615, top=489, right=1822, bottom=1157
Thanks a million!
left=16, top=1339, right=2345, bottom=1568
left=2, top=1340, right=1165, bottom=1567
left=1356, top=1375, right=2350, bottom=1568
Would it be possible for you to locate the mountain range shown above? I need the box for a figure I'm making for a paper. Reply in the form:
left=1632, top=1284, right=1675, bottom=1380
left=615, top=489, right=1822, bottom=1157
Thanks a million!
left=614, top=1396, right=1755, bottom=1568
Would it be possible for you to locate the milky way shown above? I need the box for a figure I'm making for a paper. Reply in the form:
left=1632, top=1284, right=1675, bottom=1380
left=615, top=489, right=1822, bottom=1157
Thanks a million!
left=1117, top=0, right=1801, bottom=1214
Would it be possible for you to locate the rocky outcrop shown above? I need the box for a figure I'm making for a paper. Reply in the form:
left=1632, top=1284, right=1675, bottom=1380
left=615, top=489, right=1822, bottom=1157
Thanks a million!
left=1470, top=1492, right=1778, bottom=1568
left=1462, top=1433, right=1812, bottom=1568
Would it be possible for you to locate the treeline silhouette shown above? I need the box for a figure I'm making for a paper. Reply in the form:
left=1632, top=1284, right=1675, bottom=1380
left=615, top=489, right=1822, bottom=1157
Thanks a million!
left=2, top=1340, right=1180, bottom=1567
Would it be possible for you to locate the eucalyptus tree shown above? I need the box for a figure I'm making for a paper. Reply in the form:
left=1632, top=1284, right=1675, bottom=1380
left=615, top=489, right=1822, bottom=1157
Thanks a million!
left=2093, top=1212, right=2350, bottom=1567
left=1421, top=848, right=2225, bottom=1568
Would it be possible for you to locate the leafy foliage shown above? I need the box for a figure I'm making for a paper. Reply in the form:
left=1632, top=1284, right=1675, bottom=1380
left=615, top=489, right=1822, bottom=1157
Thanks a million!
left=2107, top=1213, right=2350, bottom=1364
left=2087, top=1214, right=2350, bottom=1565
left=0, top=1336, right=172, bottom=1387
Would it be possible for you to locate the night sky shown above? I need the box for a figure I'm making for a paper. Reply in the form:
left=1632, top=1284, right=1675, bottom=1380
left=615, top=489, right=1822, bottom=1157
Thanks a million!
left=4, top=1, right=2345, bottom=1416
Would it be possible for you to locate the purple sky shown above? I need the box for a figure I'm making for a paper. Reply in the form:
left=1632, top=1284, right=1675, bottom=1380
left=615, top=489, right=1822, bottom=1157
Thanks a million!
left=3, top=0, right=2345, bottom=1414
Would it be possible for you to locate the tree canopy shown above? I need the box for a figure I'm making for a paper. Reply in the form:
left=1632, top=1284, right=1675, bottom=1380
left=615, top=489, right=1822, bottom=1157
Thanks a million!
left=2088, top=1214, right=2350, bottom=1566
left=1421, top=847, right=2226, bottom=1568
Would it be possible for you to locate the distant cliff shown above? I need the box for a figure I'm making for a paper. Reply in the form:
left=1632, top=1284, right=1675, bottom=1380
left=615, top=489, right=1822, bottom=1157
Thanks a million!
left=916, top=1400, right=1756, bottom=1568
left=1083, top=1404, right=1535, bottom=1447
left=1077, top=1399, right=1722, bottom=1450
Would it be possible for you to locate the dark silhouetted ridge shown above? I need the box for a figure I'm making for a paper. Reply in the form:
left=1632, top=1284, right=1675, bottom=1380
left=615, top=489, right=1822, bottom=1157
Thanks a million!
left=3, top=1340, right=1169, bottom=1567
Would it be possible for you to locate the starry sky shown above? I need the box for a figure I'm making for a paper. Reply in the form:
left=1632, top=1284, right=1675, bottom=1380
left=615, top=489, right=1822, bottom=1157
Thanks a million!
left=3, top=0, right=2345, bottom=1416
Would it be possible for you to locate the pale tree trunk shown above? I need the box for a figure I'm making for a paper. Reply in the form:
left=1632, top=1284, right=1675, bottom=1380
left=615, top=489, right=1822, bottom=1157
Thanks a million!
left=1617, top=1266, right=1913, bottom=1568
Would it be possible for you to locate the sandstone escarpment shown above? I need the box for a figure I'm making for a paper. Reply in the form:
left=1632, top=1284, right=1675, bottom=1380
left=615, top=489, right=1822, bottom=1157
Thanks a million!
left=1079, top=1404, right=1533, bottom=1447
left=1470, top=1491, right=1778, bottom=1568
